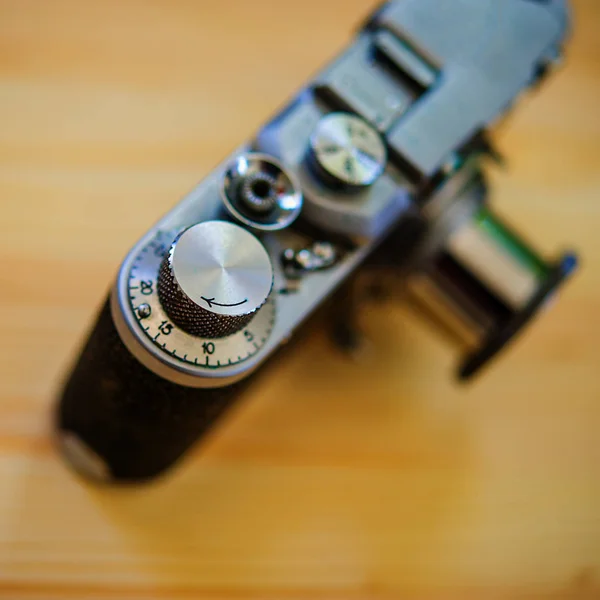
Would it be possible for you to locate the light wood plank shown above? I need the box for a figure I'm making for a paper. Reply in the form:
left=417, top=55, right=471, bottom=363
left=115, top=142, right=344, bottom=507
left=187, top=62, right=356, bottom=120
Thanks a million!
left=0, top=0, right=599, bottom=598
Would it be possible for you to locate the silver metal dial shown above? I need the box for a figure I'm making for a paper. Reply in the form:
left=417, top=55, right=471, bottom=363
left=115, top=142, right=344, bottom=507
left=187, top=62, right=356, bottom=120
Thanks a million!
left=157, top=221, right=273, bottom=338
left=308, top=112, right=387, bottom=189
left=127, top=229, right=276, bottom=372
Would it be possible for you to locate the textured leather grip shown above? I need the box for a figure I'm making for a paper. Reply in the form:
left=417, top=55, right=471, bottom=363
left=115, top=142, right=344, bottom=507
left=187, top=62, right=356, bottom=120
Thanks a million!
left=57, top=298, right=255, bottom=482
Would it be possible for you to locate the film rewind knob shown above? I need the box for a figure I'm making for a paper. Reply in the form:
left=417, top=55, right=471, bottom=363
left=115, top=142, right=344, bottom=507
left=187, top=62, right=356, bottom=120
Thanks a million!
left=157, top=221, right=273, bottom=339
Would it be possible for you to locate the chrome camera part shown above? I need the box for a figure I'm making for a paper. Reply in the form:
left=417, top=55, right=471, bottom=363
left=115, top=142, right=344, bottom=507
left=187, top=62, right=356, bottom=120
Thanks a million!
left=57, top=0, right=578, bottom=483
left=258, top=105, right=412, bottom=239
left=157, top=221, right=273, bottom=338
left=221, top=153, right=303, bottom=231
left=307, top=112, right=387, bottom=190
left=282, top=241, right=339, bottom=279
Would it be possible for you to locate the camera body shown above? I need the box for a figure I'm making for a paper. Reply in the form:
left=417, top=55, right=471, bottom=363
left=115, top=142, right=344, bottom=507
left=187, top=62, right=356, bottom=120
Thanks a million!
left=57, top=0, right=577, bottom=482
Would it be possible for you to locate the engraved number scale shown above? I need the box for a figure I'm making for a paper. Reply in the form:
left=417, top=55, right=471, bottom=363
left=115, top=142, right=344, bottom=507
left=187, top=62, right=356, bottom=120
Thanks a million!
left=127, top=228, right=276, bottom=370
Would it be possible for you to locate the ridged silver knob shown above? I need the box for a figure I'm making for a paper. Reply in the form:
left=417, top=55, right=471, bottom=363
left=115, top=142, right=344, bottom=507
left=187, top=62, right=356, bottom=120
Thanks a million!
left=157, top=221, right=273, bottom=339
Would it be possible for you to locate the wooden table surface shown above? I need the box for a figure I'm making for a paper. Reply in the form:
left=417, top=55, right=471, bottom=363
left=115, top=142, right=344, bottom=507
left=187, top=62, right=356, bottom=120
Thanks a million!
left=1, top=1, right=599, bottom=598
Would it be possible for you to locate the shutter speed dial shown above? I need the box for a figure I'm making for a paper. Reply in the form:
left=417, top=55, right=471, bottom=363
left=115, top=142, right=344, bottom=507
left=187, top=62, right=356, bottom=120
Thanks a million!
left=157, top=221, right=273, bottom=339
left=127, top=226, right=276, bottom=373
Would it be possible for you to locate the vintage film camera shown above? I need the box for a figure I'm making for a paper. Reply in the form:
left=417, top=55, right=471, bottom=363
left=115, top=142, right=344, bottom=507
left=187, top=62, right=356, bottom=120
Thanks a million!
left=57, top=0, right=578, bottom=482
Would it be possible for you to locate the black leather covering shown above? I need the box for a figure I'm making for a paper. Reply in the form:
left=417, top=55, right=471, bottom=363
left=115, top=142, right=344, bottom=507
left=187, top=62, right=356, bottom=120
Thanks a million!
left=57, top=298, right=254, bottom=481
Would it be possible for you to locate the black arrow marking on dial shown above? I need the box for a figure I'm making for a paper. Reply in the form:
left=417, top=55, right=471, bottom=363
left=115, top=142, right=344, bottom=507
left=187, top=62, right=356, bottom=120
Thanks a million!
left=201, top=296, right=249, bottom=309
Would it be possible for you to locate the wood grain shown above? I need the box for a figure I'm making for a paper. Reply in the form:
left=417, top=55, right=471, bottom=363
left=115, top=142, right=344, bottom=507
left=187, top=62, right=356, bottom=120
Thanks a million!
left=0, top=0, right=599, bottom=598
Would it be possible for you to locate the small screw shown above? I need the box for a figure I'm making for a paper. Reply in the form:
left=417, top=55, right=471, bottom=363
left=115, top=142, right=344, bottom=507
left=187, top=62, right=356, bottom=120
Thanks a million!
left=312, top=241, right=336, bottom=264
left=137, top=303, right=152, bottom=319
left=281, top=241, right=338, bottom=278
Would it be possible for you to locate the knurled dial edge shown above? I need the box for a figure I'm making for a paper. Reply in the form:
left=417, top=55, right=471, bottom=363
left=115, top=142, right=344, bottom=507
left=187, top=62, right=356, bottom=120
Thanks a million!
left=126, top=225, right=276, bottom=373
